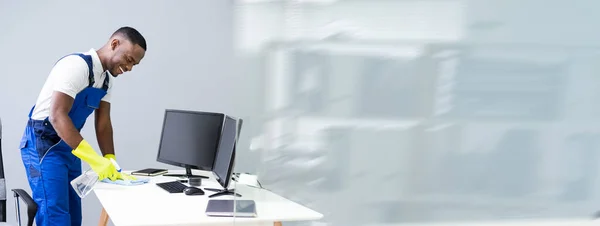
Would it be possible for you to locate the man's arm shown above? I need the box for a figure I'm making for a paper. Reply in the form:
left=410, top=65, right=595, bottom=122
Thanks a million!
left=95, top=101, right=115, bottom=157
left=49, top=91, right=84, bottom=149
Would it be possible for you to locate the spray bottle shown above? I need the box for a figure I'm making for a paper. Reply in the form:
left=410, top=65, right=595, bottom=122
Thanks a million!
left=70, top=159, right=122, bottom=198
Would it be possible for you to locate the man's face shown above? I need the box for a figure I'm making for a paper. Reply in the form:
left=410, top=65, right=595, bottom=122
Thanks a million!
left=107, top=38, right=145, bottom=77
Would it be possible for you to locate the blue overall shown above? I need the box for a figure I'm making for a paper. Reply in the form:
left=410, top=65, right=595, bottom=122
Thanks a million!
left=19, top=53, right=109, bottom=226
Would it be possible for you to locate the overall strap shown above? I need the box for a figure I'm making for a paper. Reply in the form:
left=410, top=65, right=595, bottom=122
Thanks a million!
left=74, top=53, right=109, bottom=90
left=70, top=53, right=95, bottom=87
left=53, top=53, right=95, bottom=87
left=101, top=72, right=110, bottom=91
left=27, top=53, right=96, bottom=119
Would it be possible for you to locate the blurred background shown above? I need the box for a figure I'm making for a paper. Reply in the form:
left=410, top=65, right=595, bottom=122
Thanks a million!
left=3, top=0, right=600, bottom=225
left=237, top=0, right=600, bottom=225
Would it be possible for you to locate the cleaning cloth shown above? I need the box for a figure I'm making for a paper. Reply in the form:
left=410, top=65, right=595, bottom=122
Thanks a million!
left=100, top=177, right=150, bottom=186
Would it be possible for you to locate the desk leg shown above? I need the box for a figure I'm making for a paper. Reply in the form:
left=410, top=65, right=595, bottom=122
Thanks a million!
left=274, top=222, right=282, bottom=226
left=99, top=208, right=109, bottom=226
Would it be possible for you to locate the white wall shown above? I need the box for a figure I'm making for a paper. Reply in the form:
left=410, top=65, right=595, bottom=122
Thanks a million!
left=0, top=1, right=238, bottom=225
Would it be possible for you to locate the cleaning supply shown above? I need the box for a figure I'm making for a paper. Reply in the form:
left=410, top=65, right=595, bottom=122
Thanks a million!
left=100, top=177, right=150, bottom=186
left=70, top=169, right=100, bottom=198
left=108, top=158, right=137, bottom=181
left=100, top=158, right=147, bottom=185
left=71, top=140, right=119, bottom=181
left=70, top=155, right=138, bottom=198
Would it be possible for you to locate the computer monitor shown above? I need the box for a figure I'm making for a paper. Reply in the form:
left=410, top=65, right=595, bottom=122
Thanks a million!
left=205, top=115, right=243, bottom=198
left=156, top=109, right=225, bottom=179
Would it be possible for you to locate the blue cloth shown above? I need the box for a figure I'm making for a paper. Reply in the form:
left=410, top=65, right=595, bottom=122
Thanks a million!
left=100, top=177, right=151, bottom=186
left=19, top=53, right=110, bottom=226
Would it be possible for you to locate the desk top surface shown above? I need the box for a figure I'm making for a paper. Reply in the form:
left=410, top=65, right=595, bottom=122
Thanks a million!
left=93, top=169, right=323, bottom=226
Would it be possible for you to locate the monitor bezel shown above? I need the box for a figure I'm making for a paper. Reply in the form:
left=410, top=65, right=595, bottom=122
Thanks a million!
left=212, top=115, right=242, bottom=190
left=156, top=109, right=225, bottom=171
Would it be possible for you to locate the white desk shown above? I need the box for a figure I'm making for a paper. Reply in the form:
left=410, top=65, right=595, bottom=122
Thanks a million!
left=94, top=170, right=323, bottom=226
left=372, top=219, right=600, bottom=226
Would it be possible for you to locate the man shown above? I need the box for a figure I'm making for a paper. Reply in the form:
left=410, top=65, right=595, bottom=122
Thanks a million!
left=19, top=27, right=147, bottom=226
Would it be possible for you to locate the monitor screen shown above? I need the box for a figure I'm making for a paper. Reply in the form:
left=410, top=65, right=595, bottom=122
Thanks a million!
left=212, top=115, right=238, bottom=188
left=156, top=109, right=224, bottom=171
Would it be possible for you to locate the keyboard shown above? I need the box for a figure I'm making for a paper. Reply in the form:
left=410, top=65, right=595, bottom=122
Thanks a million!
left=156, top=181, right=188, bottom=193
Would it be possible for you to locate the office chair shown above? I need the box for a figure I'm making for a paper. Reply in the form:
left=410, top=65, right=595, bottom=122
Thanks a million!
left=0, top=118, right=37, bottom=226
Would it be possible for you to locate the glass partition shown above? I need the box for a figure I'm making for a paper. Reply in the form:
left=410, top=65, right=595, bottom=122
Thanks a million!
left=234, top=0, right=600, bottom=225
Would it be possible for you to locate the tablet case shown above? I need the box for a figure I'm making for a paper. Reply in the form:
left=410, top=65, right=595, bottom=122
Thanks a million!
left=205, top=199, right=257, bottom=217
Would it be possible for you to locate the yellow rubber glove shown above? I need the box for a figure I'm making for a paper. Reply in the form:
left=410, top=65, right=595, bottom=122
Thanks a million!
left=120, top=173, right=137, bottom=181
left=71, top=140, right=119, bottom=181
left=103, top=154, right=137, bottom=181
left=104, top=154, right=116, bottom=161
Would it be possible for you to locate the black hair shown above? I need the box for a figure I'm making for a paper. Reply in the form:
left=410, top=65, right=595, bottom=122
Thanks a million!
left=112, top=26, right=147, bottom=51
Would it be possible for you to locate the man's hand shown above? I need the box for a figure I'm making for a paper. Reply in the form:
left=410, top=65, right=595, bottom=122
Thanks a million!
left=102, top=154, right=138, bottom=181
left=104, top=154, right=116, bottom=161
left=49, top=91, right=84, bottom=149
left=72, top=140, right=120, bottom=181
left=118, top=173, right=137, bottom=181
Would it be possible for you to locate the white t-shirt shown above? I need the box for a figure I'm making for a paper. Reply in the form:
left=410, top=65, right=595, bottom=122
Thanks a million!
left=30, top=48, right=114, bottom=120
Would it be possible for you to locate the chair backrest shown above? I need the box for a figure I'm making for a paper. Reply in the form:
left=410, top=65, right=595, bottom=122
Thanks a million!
left=0, top=117, right=6, bottom=222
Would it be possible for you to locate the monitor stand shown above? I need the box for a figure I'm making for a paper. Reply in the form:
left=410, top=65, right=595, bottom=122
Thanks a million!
left=162, top=167, right=208, bottom=179
left=204, top=188, right=242, bottom=198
